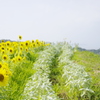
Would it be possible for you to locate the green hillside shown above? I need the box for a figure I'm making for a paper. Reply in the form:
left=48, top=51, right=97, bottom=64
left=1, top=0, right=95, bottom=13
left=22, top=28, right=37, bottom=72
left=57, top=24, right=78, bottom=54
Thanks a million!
left=72, top=50, right=100, bottom=100
left=77, top=47, right=100, bottom=55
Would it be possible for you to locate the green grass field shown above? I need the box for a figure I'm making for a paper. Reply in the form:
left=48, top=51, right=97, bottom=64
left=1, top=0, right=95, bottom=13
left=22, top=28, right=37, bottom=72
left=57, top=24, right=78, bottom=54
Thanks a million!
left=72, top=50, right=100, bottom=100
left=0, top=40, right=100, bottom=100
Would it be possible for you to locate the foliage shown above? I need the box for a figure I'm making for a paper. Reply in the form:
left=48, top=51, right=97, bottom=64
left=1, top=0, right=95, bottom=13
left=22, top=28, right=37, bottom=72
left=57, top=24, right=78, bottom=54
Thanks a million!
left=72, top=50, right=100, bottom=100
left=0, top=36, right=99, bottom=100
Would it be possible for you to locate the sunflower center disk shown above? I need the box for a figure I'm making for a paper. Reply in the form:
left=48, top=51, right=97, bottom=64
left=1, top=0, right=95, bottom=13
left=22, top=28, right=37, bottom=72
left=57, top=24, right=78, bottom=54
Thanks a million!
left=0, top=74, right=4, bottom=81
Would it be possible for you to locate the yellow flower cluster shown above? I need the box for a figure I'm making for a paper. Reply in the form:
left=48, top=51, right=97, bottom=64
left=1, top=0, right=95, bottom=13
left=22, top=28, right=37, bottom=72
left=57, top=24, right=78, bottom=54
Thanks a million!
left=0, top=62, right=12, bottom=86
left=0, top=35, right=50, bottom=86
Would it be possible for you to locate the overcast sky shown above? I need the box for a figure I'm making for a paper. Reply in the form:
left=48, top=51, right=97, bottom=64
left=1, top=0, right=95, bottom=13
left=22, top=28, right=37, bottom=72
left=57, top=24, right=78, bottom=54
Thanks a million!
left=0, top=0, right=100, bottom=49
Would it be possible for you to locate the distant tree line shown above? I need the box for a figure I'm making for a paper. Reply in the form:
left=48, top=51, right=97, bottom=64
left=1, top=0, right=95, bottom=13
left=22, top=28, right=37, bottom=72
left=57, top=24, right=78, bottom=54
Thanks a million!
left=0, top=39, right=14, bottom=43
left=77, top=47, right=100, bottom=55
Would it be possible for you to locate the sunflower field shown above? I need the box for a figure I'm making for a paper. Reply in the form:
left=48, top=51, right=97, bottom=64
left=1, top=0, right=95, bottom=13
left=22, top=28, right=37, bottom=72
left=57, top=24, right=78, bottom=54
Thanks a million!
left=0, top=36, right=100, bottom=100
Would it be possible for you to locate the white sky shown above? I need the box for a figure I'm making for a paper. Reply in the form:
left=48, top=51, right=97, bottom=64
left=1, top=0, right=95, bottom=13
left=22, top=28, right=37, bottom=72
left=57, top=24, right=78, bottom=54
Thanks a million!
left=0, top=0, right=100, bottom=49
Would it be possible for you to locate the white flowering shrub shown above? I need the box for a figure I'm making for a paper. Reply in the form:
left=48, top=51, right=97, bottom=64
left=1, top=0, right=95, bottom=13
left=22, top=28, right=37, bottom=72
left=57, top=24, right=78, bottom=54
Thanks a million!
left=22, top=45, right=60, bottom=100
left=58, top=42, right=94, bottom=99
left=22, top=42, right=94, bottom=100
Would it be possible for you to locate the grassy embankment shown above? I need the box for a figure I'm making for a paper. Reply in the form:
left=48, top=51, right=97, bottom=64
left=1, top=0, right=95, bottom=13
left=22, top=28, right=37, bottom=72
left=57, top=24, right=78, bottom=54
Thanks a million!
left=72, top=50, right=100, bottom=100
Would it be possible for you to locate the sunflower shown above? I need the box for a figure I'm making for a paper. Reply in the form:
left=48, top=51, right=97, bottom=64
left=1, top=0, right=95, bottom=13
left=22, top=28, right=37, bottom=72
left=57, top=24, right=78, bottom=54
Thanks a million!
left=36, top=39, right=39, bottom=42
left=1, top=46, right=5, bottom=50
left=31, top=44, right=34, bottom=48
left=25, top=47, right=28, bottom=52
left=0, top=69, right=9, bottom=86
left=25, top=41, right=30, bottom=46
left=20, top=42, right=24, bottom=46
left=6, top=41, right=11, bottom=46
left=1, top=50, right=5, bottom=54
left=7, top=47, right=9, bottom=50
left=2, top=55, right=9, bottom=61
left=20, top=46, right=23, bottom=51
left=0, top=62, right=8, bottom=70
left=32, top=43, right=36, bottom=47
left=1, top=43, right=5, bottom=46
left=17, top=56, right=22, bottom=61
left=9, top=48, right=14, bottom=54
left=32, top=40, right=35, bottom=43
left=25, top=42, right=29, bottom=46
left=25, top=41, right=31, bottom=47
left=18, top=35, right=22, bottom=40
left=1, top=40, right=5, bottom=42
left=13, top=42, right=18, bottom=47
left=36, top=41, right=39, bottom=45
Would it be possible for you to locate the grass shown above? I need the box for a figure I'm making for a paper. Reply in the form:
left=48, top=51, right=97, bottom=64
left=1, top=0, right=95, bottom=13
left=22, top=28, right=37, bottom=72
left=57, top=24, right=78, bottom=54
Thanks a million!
left=72, top=50, right=100, bottom=100
left=0, top=40, right=100, bottom=100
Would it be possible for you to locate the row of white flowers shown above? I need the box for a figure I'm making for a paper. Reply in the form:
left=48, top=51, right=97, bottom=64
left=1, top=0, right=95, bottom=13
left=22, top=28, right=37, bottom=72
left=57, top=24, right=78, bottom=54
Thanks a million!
left=22, top=45, right=60, bottom=100
left=22, top=42, right=94, bottom=99
left=58, top=42, right=94, bottom=98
